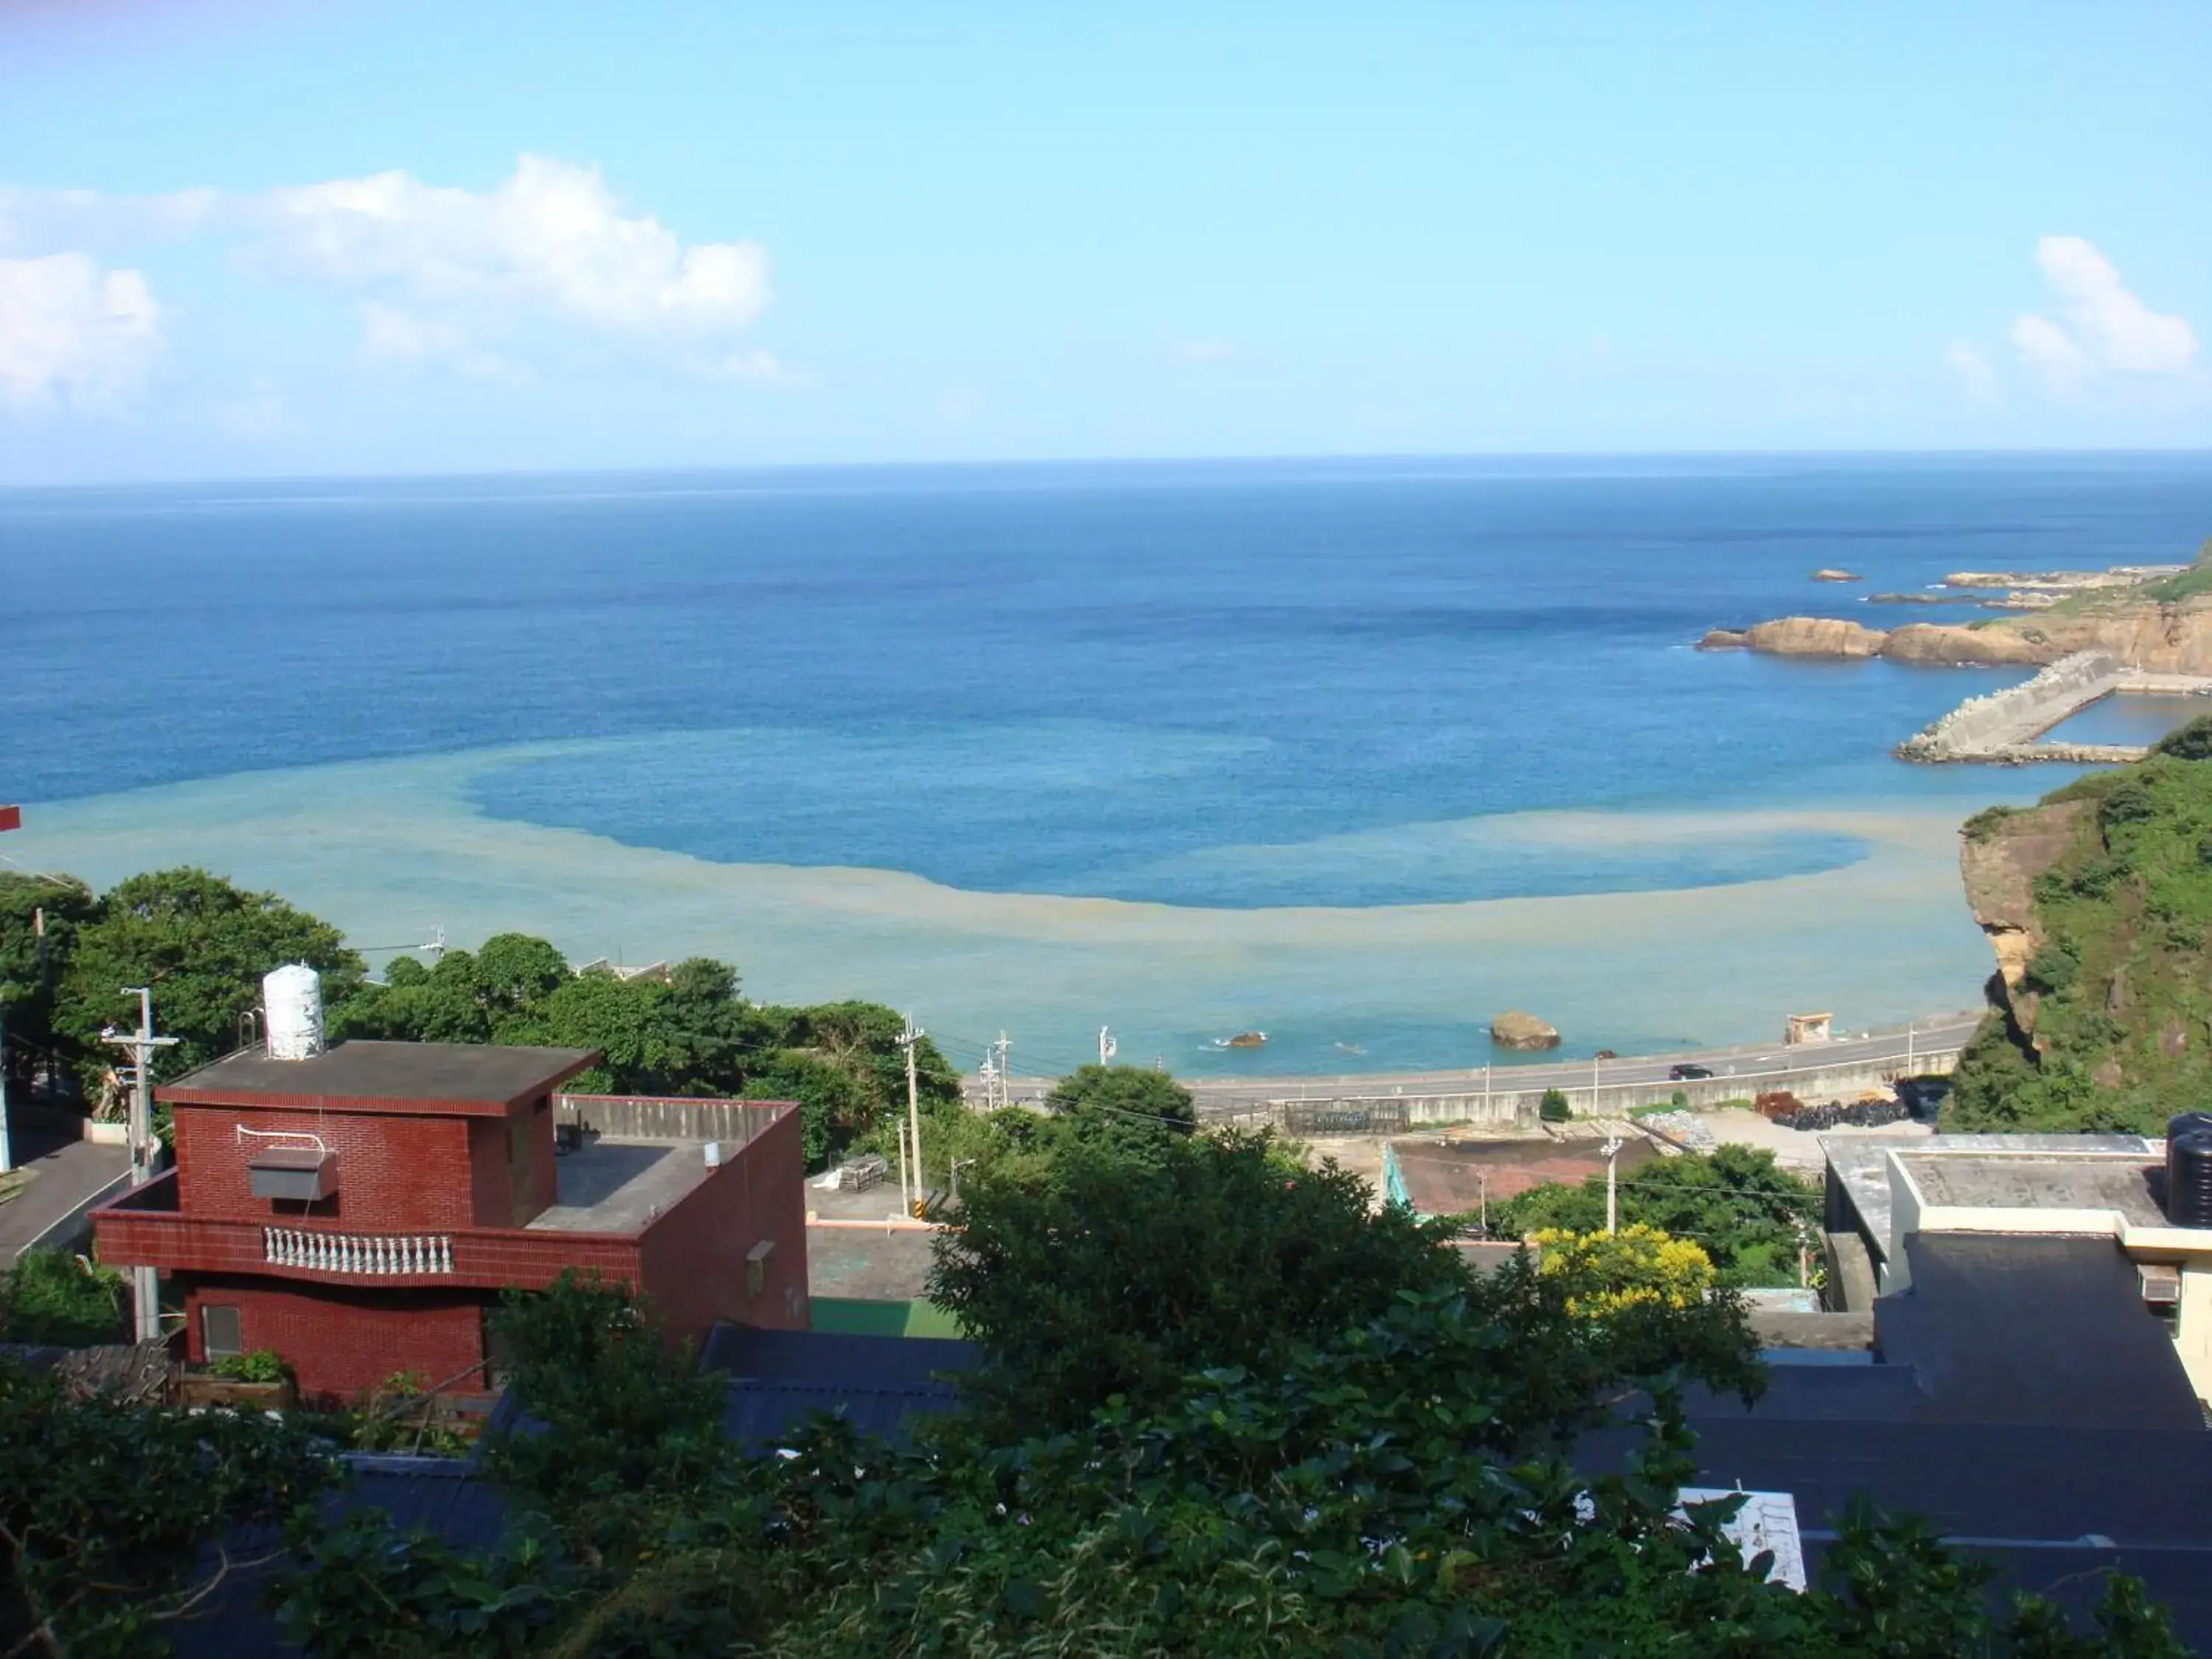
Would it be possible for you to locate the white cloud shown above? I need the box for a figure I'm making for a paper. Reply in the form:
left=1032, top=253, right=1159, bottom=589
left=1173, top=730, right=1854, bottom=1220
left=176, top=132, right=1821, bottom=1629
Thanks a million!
left=1175, top=338, right=1236, bottom=364
left=0, top=156, right=780, bottom=383
left=0, top=185, right=219, bottom=254
left=357, top=302, right=518, bottom=380
left=2011, top=235, right=2197, bottom=394
left=259, top=156, right=769, bottom=364
left=702, top=346, right=803, bottom=386
left=1944, top=339, right=2000, bottom=403
left=2009, top=312, right=2090, bottom=396
left=0, top=252, right=161, bottom=409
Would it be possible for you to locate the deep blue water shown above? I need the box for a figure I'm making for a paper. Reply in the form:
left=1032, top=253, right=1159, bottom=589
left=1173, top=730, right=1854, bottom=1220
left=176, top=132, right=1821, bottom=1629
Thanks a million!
left=6, top=453, right=2211, bottom=908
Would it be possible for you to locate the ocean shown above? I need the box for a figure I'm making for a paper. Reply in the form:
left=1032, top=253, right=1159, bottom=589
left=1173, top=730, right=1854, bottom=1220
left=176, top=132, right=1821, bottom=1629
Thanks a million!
left=5, top=453, right=2211, bottom=1077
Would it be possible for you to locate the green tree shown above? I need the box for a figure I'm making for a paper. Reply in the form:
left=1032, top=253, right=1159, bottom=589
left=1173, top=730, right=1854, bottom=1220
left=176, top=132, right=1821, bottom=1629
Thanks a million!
left=0, top=1248, right=125, bottom=1346
left=740, top=1048, right=874, bottom=1169
left=478, top=1272, right=727, bottom=1550
left=0, top=871, right=96, bottom=1094
left=51, top=868, right=364, bottom=1091
left=0, top=1357, right=338, bottom=1654
left=1494, top=1144, right=1819, bottom=1288
left=929, top=1128, right=1464, bottom=1433
left=272, top=1259, right=2188, bottom=1658
left=1039, top=1062, right=1197, bottom=1161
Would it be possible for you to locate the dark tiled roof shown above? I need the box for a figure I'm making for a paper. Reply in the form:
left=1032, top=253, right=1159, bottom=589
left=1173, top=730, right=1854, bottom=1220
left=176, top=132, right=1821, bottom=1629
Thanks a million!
left=701, top=1324, right=979, bottom=1450
left=163, top=1040, right=598, bottom=1111
left=702, top=1324, right=978, bottom=1384
left=1876, top=1234, right=2202, bottom=1429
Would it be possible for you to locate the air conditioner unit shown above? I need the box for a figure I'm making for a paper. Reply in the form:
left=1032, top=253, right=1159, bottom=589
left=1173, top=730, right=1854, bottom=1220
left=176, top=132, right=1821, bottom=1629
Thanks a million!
left=249, top=1148, right=338, bottom=1203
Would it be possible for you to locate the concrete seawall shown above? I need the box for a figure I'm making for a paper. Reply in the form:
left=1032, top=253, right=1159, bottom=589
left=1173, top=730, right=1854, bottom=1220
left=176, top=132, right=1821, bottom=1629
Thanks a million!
left=1898, top=652, right=2212, bottom=764
left=1194, top=1048, right=1961, bottom=1133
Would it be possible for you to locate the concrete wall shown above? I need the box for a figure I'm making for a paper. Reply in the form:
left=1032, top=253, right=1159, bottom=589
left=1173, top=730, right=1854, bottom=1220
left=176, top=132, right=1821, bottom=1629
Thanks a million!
left=637, top=1105, right=810, bottom=1342
left=1899, top=650, right=2118, bottom=759
left=557, top=1093, right=782, bottom=1148
left=1218, top=1049, right=1959, bottom=1132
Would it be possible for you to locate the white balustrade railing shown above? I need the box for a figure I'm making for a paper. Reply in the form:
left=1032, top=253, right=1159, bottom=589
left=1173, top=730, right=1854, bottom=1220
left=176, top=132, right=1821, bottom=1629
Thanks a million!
left=262, top=1227, right=454, bottom=1276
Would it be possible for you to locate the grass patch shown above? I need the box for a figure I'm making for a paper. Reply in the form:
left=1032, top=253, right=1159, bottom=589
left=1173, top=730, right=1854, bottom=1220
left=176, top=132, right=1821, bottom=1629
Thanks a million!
left=810, top=1297, right=964, bottom=1338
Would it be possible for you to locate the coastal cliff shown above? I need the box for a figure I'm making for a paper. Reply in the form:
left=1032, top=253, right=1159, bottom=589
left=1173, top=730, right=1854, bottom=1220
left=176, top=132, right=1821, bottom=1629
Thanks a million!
left=1713, top=546, right=2212, bottom=672
left=1946, top=715, right=2212, bottom=1132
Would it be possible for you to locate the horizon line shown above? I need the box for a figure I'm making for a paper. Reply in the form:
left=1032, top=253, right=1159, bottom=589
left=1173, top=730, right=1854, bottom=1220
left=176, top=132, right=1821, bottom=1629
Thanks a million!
left=7, top=442, right=2212, bottom=494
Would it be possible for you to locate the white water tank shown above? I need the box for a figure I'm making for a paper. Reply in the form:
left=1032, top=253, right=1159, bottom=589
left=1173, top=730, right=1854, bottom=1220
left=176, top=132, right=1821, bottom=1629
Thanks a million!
left=263, top=964, right=326, bottom=1060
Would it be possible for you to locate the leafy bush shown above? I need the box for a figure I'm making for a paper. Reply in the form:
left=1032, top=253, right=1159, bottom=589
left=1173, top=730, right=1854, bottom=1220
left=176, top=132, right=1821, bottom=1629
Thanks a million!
left=1493, top=1145, right=1818, bottom=1288
left=1528, top=1224, right=1715, bottom=1313
left=207, top=1348, right=291, bottom=1383
left=0, top=1248, right=124, bottom=1346
left=0, top=1357, right=337, bottom=1650
left=479, top=1270, right=726, bottom=1546
left=930, top=1129, right=1466, bottom=1433
left=2154, top=711, right=2212, bottom=761
left=1538, top=1086, right=1571, bottom=1121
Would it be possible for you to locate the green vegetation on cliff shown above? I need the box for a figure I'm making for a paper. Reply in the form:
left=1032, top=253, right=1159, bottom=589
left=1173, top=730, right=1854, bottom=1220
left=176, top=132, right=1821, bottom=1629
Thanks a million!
left=1950, top=712, right=2212, bottom=1133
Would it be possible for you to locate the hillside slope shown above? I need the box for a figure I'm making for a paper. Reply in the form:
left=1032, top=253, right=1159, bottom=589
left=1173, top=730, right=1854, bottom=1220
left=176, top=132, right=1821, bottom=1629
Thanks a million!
left=1948, top=714, right=2212, bottom=1132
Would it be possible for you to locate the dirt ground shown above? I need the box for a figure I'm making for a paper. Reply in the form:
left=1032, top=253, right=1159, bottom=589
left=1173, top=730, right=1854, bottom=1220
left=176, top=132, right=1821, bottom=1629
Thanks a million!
left=1297, top=1106, right=1932, bottom=1200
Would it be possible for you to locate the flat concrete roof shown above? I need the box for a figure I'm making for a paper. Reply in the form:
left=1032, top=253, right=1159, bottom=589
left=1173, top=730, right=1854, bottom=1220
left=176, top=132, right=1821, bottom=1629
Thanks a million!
left=528, top=1138, right=713, bottom=1234
left=1823, top=1133, right=2158, bottom=1261
left=1905, top=1151, right=2167, bottom=1227
left=164, top=1040, right=599, bottom=1116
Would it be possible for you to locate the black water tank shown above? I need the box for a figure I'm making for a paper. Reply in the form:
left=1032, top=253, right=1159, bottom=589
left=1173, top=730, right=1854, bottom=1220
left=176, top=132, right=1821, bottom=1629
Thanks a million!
left=2167, top=1113, right=2212, bottom=1194
left=2169, top=1130, right=2212, bottom=1228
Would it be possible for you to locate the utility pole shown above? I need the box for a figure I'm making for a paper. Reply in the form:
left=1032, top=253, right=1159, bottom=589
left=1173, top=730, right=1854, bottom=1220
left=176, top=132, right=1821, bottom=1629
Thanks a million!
left=991, top=1033, right=1011, bottom=1111
left=897, top=1015, right=925, bottom=1216
left=0, top=1002, right=12, bottom=1176
left=1905, top=1020, right=1915, bottom=1074
left=0, top=805, right=19, bottom=1176
left=1601, top=1132, right=1624, bottom=1236
left=1098, top=1026, right=1116, bottom=1066
left=103, top=987, right=178, bottom=1343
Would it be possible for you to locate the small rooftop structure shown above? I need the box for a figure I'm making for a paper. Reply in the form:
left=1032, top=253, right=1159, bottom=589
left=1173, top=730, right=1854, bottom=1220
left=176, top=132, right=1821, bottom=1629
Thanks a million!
left=1784, top=1012, right=1832, bottom=1046
left=162, top=1040, right=599, bottom=1116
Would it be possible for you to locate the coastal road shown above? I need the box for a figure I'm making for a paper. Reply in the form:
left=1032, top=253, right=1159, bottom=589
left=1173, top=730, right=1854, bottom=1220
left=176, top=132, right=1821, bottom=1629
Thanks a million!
left=982, top=1012, right=1983, bottom=1110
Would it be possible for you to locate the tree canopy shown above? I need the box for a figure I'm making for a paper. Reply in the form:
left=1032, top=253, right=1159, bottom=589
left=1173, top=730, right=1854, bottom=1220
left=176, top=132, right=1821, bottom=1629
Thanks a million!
left=49, top=868, right=366, bottom=1093
left=1492, top=1144, right=1820, bottom=1288
left=1, top=863, right=958, bottom=1169
left=0, top=871, right=97, bottom=1094
left=2, top=1126, right=2195, bottom=1656
left=930, top=1127, right=1464, bottom=1433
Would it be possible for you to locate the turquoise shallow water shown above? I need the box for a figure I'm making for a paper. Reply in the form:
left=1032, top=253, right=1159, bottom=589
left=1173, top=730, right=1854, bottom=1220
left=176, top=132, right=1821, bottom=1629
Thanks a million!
left=5, top=453, right=2209, bottom=1071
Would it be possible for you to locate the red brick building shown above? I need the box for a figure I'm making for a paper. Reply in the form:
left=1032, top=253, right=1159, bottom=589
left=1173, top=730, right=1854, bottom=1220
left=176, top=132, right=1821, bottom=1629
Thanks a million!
left=91, top=1040, right=809, bottom=1403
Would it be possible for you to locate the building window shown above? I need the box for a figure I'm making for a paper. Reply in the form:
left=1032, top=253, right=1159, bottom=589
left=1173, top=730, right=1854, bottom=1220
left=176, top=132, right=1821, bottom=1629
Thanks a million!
left=201, top=1304, right=243, bottom=1362
left=479, top=1304, right=514, bottom=1393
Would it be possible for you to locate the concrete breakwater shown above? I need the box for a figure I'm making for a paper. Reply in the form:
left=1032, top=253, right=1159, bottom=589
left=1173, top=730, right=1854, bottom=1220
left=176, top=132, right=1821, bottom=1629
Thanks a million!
left=1897, top=651, right=2122, bottom=762
left=1896, top=651, right=2212, bottom=764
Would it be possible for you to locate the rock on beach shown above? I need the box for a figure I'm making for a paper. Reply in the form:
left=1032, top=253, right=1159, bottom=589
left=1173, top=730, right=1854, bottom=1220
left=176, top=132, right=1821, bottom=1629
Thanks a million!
left=1490, top=1010, right=1561, bottom=1051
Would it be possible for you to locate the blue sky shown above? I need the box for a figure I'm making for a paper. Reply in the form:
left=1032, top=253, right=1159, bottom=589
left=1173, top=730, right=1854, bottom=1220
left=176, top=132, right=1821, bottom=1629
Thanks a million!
left=2, top=1, right=2208, bottom=480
